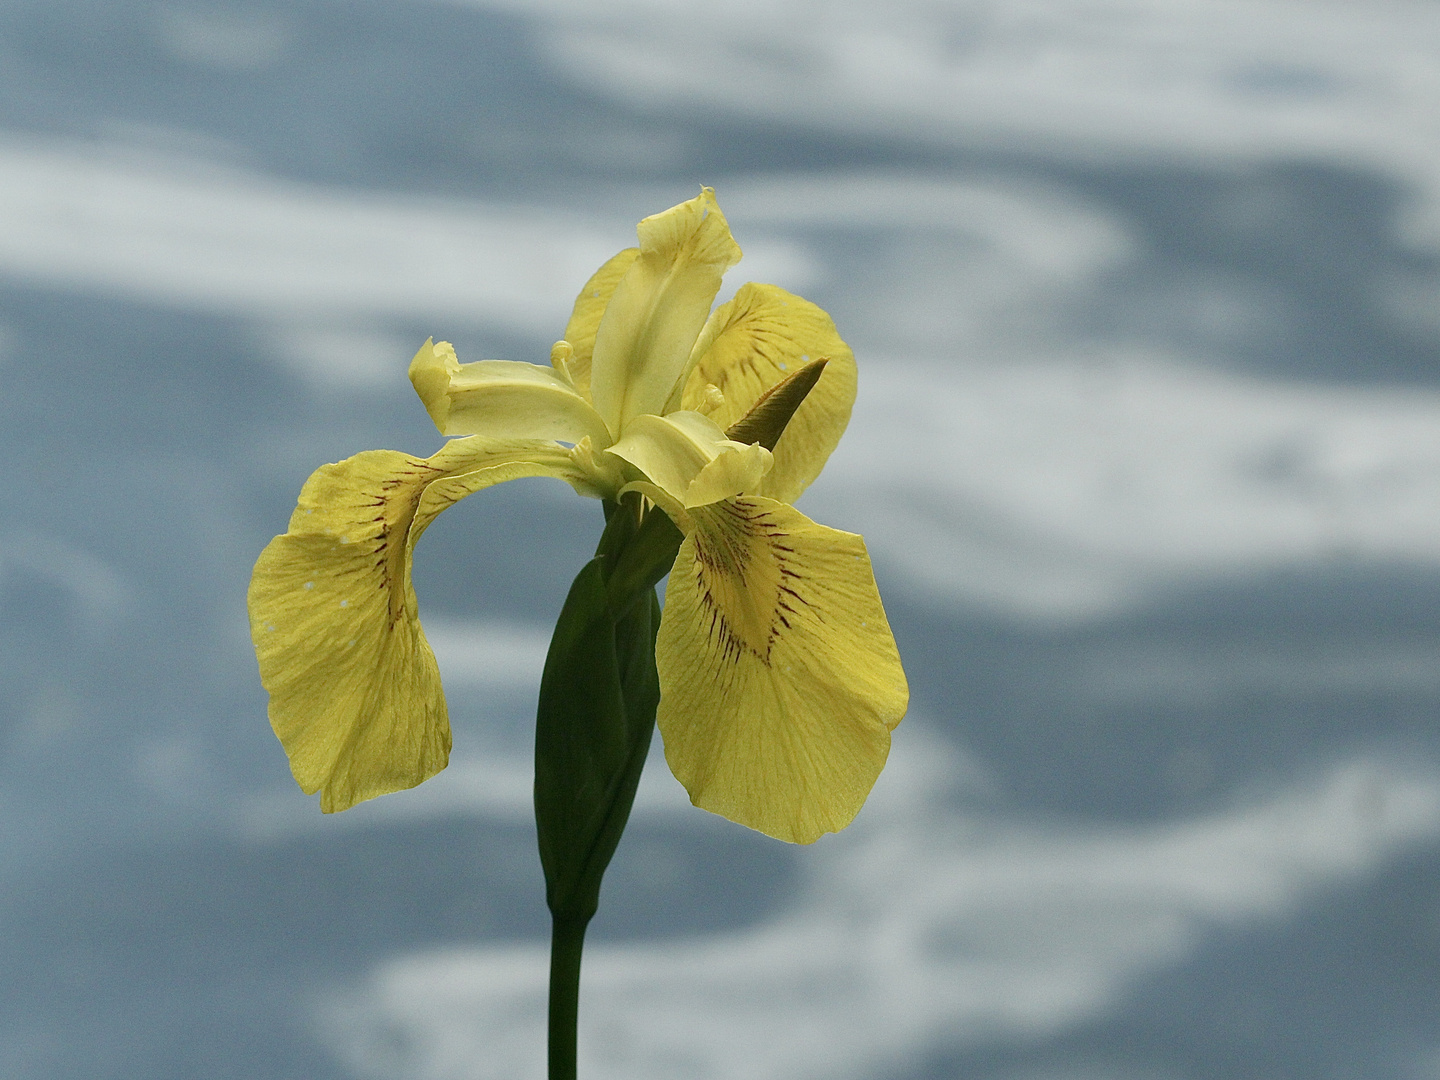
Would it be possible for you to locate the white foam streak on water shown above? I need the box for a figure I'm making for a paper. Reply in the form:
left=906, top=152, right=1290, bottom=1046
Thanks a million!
left=0, top=138, right=814, bottom=335
left=808, top=352, right=1440, bottom=620
left=0, top=139, right=608, bottom=326
left=463, top=0, right=1440, bottom=244
left=320, top=732, right=1440, bottom=1080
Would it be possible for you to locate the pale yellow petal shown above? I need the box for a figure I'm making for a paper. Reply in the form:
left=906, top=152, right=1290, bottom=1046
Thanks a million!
left=590, top=189, right=742, bottom=435
left=680, top=283, right=856, bottom=503
left=562, top=247, right=639, bottom=400
left=604, top=410, right=733, bottom=505
left=248, top=438, right=583, bottom=812
left=409, top=340, right=610, bottom=446
left=655, top=498, right=908, bottom=843
left=683, top=442, right=772, bottom=508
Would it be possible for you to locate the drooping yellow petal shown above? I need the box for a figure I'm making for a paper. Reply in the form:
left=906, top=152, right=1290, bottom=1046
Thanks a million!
left=680, top=283, right=856, bottom=504
left=589, top=189, right=742, bottom=436
left=655, top=497, right=908, bottom=843
left=561, top=247, right=639, bottom=400
left=409, top=340, right=611, bottom=446
left=248, top=438, right=583, bottom=812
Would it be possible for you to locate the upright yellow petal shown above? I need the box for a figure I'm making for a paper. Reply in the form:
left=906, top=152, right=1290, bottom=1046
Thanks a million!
left=248, top=438, right=583, bottom=812
left=589, top=189, right=742, bottom=436
left=655, top=498, right=908, bottom=843
left=680, top=283, right=856, bottom=504
left=562, top=247, right=639, bottom=400
left=409, top=340, right=611, bottom=446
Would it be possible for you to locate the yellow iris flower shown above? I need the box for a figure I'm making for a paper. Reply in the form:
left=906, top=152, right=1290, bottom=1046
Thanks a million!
left=248, top=189, right=908, bottom=844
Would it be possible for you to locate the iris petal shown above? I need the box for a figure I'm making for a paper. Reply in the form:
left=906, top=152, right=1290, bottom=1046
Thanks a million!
left=683, top=443, right=771, bottom=509
left=605, top=411, right=734, bottom=505
left=562, top=247, right=639, bottom=401
left=589, top=189, right=742, bottom=437
left=409, top=340, right=611, bottom=446
left=681, top=283, right=856, bottom=503
left=248, top=438, right=584, bottom=812
left=655, top=497, right=908, bottom=843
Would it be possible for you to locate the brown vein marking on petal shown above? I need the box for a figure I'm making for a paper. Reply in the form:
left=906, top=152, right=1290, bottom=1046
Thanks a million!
left=691, top=499, right=810, bottom=667
left=373, top=458, right=443, bottom=626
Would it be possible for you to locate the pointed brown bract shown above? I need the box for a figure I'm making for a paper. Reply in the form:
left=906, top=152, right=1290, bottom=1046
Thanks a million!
left=725, top=357, right=829, bottom=451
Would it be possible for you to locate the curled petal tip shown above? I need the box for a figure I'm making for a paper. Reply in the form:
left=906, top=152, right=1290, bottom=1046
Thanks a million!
left=409, top=338, right=459, bottom=433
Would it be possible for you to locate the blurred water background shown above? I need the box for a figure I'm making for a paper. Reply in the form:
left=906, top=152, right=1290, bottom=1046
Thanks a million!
left=4, top=1, right=1440, bottom=1076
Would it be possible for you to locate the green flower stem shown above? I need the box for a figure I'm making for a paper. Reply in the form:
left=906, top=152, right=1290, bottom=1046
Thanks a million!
left=536, top=496, right=684, bottom=1080
left=548, top=913, right=589, bottom=1080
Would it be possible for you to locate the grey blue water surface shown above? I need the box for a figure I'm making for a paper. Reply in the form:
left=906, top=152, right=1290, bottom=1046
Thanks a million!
left=2, top=2, right=1439, bottom=1078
